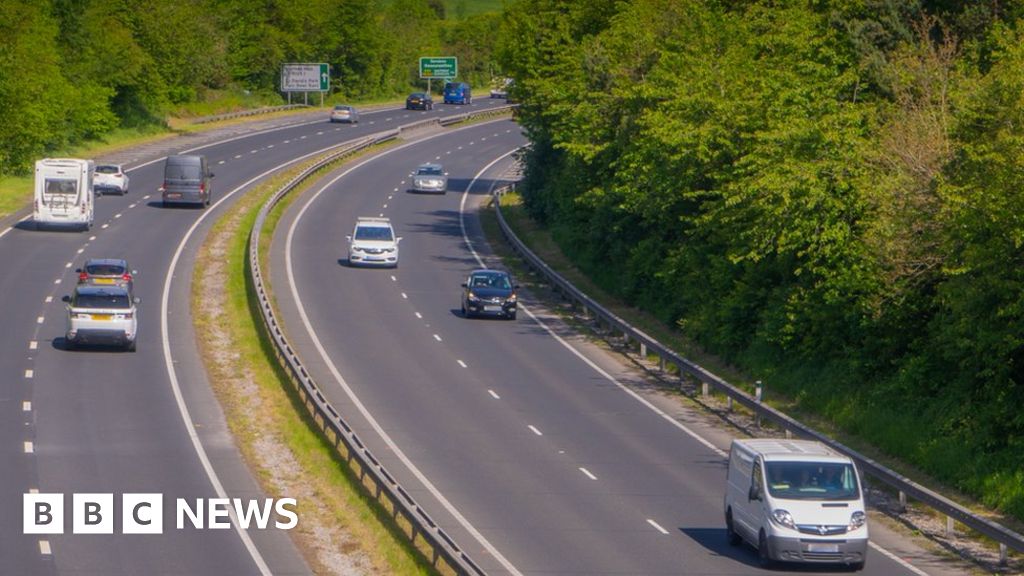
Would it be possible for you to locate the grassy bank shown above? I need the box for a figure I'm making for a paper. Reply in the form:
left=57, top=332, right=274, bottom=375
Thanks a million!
left=193, top=150, right=431, bottom=576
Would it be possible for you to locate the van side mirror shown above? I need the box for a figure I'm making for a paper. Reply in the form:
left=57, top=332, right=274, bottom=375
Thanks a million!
left=461, top=283, right=468, bottom=288
left=748, top=485, right=761, bottom=502
left=345, top=235, right=352, bottom=242
left=134, top=297, right=141, bottom=304
left=61, top=295, right=71, bottom=303
left=397, top=237, right=403, bottom=243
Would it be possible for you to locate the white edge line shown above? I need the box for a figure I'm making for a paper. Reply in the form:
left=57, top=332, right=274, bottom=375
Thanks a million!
left=284, top=121, right=525, bottom=576
left=159, top=139, right=353, bottom=576
left=460, top=149, right=934, bottom=576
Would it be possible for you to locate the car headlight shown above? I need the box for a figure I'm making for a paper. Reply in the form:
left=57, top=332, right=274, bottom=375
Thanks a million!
left=848, top=511, right=866, bottom=530
left=467, top=293, right=480, bottom=302
left=382, top=247, right=395, bottom=253
left=771, top=509, right=796, bottom=530
left=508, top=293, right=517, bottom=302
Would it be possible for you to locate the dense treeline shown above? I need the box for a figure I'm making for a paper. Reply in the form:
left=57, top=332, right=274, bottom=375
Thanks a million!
left=0, top=0, right=499, bottom=176
left=497, top=0, right=1024, bottom=520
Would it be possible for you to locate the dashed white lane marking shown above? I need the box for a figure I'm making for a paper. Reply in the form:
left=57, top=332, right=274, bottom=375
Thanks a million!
left=283, top=140, right=290, bottom=144
left=579, top=468, right=598, bottom=480
left=458, top=360, right=467, bottom=368
left=130, top=203, right=137, bottom=208
left=30, top=341, right=37, bottom=350
left=388, top=195, right=393, bottom=200
left=25, top=369, right=33, bottom=378
left=393, top=187, right=399, bottom=192
left=379, top=213, right=384, bottom=217
left=390, top=275, right=397, bottom=282
left=469, top=141, right=475, bottom=145
left=315, top=132, right=323, bottom=136
left=39, top=540, right=51, bottom=555
left=218, top=160, right=226, bottom=165
left=481, top=137, right=487, bottom=141
left=457, top=146, right=463, bottom=150
left=36, top=317, right=44, bottom=324
left=235, top=154, right=243, bottom=159
left=647, top=519, right=669, bottom=535
left=528, top=425, right=543, bottom=436
left=250, top=149, right=258, bottom=154
left=433, top=334, right=442, bottom=342
left=383, top=204, right=388, bottom=209
left=415, top=312, right=422, bottom=319
left=23, top=401, right=31, bottom=412
left=489, top=390, right=500, bottom=399
left=300, top=135, right=307, bottom=139
left=436, top=155, right=442, bottom=160
left=401, top=292, right=408, bottom=299
left=76, top=248, right=84, bottom=254
left=368, top=121, right=375, bottom=125
left=44, top=297, right=52, bottom=303
left=54, top=279, right=61, bottom=285
left=89, top=235, right=97, bottom=240
left=267, top=144, right=274, bottom=148
left=385, top=117, right=392, bottom=121
left=64, top=262, right=71, bottom=268
left=446, top=151, right=452, bottom=155
left=115, top=213, right=122, bottom=219
left=24, top=441, right=34, bottom=453
left=101, top=224, right=109, bottom=229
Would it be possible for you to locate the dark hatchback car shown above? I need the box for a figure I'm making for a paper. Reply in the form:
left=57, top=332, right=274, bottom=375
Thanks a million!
left=405, top=92, right=434, bottom=110
left=461, top=269, right=518, bottom=320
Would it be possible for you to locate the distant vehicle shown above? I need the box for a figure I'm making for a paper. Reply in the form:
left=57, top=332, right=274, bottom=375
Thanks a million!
left=77, top=258, right=135, bottom=293
left=346, top=217, right=401, bottom=267
left=33, top=158, right=95, bottom=230
left=409, top=163, right=448, bottom=194
left=490, top=78, right=513, bottom=99
left=461, top=269, right=518, bottom=320
left=93, top=164, right=130, bottom=195
left=724, top=438, right=868, bottom=571
left=329, top=104, right=359, bottom=123
left=63, top=284, right=139, bottom=351
left=160, top=154, right=213, bottom=208
left=443, top=82, right=472, bottom=105
left=405, top=92, right=434, bottom=110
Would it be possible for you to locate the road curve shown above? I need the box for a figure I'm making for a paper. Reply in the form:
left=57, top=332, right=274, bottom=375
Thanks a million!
left=271, top=119, right=961, bottom=576
left=0, top=99, right=508, bottom=575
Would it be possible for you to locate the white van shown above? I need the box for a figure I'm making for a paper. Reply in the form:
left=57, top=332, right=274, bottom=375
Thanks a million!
left=724, top=438, right=868, bottom=570
left=34, top=158, right=95, bottom=230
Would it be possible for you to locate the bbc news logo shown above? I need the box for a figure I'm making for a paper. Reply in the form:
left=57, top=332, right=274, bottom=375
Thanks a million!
left=24, top=493, right=298, bottom=534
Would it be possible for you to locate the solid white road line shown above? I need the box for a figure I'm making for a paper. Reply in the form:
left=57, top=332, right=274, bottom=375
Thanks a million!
left=647, top=519, right=669, bottom=535
left=284, top=122, right=524, bottom=576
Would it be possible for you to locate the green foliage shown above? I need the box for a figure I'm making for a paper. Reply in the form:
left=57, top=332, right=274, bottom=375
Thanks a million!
left=501, top=0, right=1024, bottom=522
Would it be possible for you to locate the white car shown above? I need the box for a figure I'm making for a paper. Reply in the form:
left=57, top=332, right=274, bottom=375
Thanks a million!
left=63, top=285, right=139, bottom=351
left=94, top=164, right=130, bottom=195
left=347, top=217, right=400, bottom=267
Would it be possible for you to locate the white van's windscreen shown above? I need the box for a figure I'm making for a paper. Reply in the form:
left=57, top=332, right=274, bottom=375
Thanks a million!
left=765, top=462, right=859, bottom=500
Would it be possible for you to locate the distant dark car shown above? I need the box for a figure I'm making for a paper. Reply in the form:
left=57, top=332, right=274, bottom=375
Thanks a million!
left=443, top=82, right=472, bottom=105
left=329, top=104, right=359, bottom=123
left=77, top=258, right=135, bottom=293
left=406, top=92, right=434, bottom=110
left=461, top=269, right=518, bottom=320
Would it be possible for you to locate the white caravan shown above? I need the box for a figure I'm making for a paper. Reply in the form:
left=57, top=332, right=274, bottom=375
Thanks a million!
left=724, top=438, right=868, bottom=570
left=34, top=158, right=95, bottom=230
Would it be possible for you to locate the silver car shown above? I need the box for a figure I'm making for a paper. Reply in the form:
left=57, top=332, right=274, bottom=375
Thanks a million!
left=410, top=163, right=447, bottom=194
left=63, top=285, right=139, bottom=351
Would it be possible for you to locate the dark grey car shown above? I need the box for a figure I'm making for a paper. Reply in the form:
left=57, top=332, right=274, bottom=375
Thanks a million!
left=461, top=269, right=518, bottom=320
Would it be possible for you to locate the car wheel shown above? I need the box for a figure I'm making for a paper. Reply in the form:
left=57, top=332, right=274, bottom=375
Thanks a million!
left=508, top=311, right=517, bottom=320
left=127, top=340, right=136, bottom=352
left=725, top=510, right=741, bottom=546
left=757, top=531, right=773, bottom=568
left=848, top=559, right=866, bottom=572
left=65, top=338, right=76, bottom=351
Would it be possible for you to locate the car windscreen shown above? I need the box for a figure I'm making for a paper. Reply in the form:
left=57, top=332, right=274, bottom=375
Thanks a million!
left=45, top=178, right=78, bottom=195
left=409, top=93, right=425, bottom=99
left=333, top=105, right=350, bottom=111
left=85, top=263, right=126, bottom=276
left=73, top=293, right=131, bottom=309
left=471, top=274, right=510, bottom=289
left=354, top=226, right=393, bottom=241
left=764, top=461, right=860, bottom=501
left=417, top=167, right=444, bottom=176
left=95, top=166, right=119, bottom=174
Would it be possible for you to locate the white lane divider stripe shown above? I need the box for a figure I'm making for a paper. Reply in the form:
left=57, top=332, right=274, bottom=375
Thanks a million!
left=36, top=317, right=44, bottom=324
left=25, top=369, right=33, bottom=378
left=23, top=401, right=31, bottom=412
left=284, top=127, right=524, bottom=576
left=457, top=360, right=467, bottom=368
left=30, top=341, right=37, bottom=350
left=528, top=425, right=542, bottom=436
left=44, top=296, right=52, bottom=303
left=647, top=519, right=669, bottom=535
left=65, top=262, right=71, bottom=268
left=24, top=441, right=34, bottom=453
left=579, top=468, right=597, bottom=480
left=415, top=312, right=422, bottom=319
left=53, top=279, right=61, bottom=285
left=489, top=390, right=500, bottom=399
left=39, top=540, right=51, bottom=555
left=433, top=334, right=442, bottom=342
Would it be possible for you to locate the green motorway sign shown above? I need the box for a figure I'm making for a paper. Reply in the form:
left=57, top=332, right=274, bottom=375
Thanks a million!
left=419, top=57, right=457, bottom=79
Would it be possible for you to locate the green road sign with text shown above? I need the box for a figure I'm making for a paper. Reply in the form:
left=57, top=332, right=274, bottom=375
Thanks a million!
left=419, top=57, right=457, bottom=79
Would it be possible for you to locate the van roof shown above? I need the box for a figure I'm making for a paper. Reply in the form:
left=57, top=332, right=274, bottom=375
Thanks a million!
left=732, top=438, right=852, bottom=463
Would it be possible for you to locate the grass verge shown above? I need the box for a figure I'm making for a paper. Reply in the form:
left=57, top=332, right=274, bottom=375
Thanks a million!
left=192, top=146, right=433, bottom=576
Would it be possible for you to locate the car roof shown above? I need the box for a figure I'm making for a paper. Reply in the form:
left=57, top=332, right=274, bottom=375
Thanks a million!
left=733, top=439, right=851, bottom=463
left=470, top=269, right=508, bottom=277
left=333, top=104, right=352, bottom=109
left=74, top=284, right=131, bottom=297
left=84, top=258, right=128, bottom=267
left=409, top=92, right=427, bottom=97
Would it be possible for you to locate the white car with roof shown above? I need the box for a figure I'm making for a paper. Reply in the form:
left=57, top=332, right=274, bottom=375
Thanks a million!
left=346, top=217, right=401, bottom=267
left=63, top=284, right=139, bottom=351
left=94, top=163, right=130, bottom=195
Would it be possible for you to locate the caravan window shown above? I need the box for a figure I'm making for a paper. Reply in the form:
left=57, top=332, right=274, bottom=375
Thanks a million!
left=45, top=178, right=78, bottom=195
